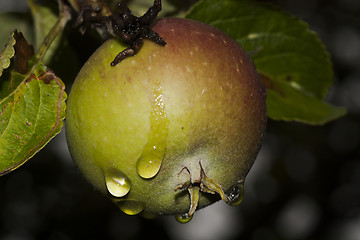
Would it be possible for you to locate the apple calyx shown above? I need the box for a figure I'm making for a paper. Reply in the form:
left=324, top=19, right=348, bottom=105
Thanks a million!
left=174, top=162, right=243, bottom=222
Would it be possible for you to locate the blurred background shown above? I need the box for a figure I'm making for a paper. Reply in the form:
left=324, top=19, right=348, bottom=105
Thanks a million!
left=0, top=0, right=359, bottom=239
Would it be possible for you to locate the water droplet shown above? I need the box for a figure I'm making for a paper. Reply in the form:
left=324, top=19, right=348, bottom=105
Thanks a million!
left=175, top=213, right=193, bottom=223
left=225, top=181, right=244, bottom=206
left=105, top=168, right=131, bottom=198
left=140, top=211, right=158, bottom=219
left=117, top=200, right=144, bottom=215
left=136, top=81, right=169, bottom=179
left=136, top=154, right=163, bottom=178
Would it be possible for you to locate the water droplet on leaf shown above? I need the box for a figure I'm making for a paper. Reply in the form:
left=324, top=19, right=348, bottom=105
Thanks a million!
left=105, top=168, right=131, bottom=197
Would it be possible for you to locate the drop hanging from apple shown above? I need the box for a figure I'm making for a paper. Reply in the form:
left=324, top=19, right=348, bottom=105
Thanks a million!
left=136, top=80, right=169, bottom=179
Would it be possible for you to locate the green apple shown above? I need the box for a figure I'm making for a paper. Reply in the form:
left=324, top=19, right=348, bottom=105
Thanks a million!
left=66, top=18, right=266, bottom=220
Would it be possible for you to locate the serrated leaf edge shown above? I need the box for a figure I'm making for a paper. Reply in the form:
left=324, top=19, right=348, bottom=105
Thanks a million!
left=0, top=69, right=67, bottom=176
left=0, top=31, right=16, bottom=78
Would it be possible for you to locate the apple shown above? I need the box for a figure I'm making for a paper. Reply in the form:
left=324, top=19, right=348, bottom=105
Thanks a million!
left=66, top=18, right=266, bottom=220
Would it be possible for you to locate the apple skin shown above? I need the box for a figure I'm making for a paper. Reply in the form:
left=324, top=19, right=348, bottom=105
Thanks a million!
left=66, top=18, right=266, bottom=216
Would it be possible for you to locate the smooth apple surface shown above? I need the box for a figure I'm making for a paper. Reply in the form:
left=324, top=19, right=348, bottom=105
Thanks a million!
left=66, top=18, right=266, bottom=216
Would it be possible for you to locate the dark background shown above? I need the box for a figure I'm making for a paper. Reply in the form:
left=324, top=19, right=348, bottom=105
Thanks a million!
left=0, top=0, right=359, bottom=239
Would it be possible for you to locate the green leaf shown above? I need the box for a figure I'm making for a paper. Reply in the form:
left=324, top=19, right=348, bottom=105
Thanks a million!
left=0, top=12, right=34, bottom=48
left=0, top=32, right=16, bottom=77
left=265, top=76, right=346, bottom=124
left=27, top=0, right=61, bottom=64
left=186, top=0, right=346, bottom=124
left=0, top=31, right=67, bottom=176
left=122, top=0, right=197, bottom=17
left=0, top=31, right=35, bottom=98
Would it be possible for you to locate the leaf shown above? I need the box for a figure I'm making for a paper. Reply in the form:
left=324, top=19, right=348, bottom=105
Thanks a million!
left=0, top=31, right=67, bottom=176
left=0, top=32, right=16, bottom=77
left=264, top=75, right=346, bottom=124
left=186, top=0, right=346, bottom=124
left=0, top=12, right=34, bottom=48
left=27, top=0, right=61, bottom=64
left=13, top=31, right=35, bottom=74
left=0, top=31, right=34, bottom=99
left=121, top=0, right=196, bottom=17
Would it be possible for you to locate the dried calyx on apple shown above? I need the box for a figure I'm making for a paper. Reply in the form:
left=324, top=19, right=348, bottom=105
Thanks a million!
left=72, top=0, right=166, bottom=66
left=66, top=0, right=266, bottom=223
